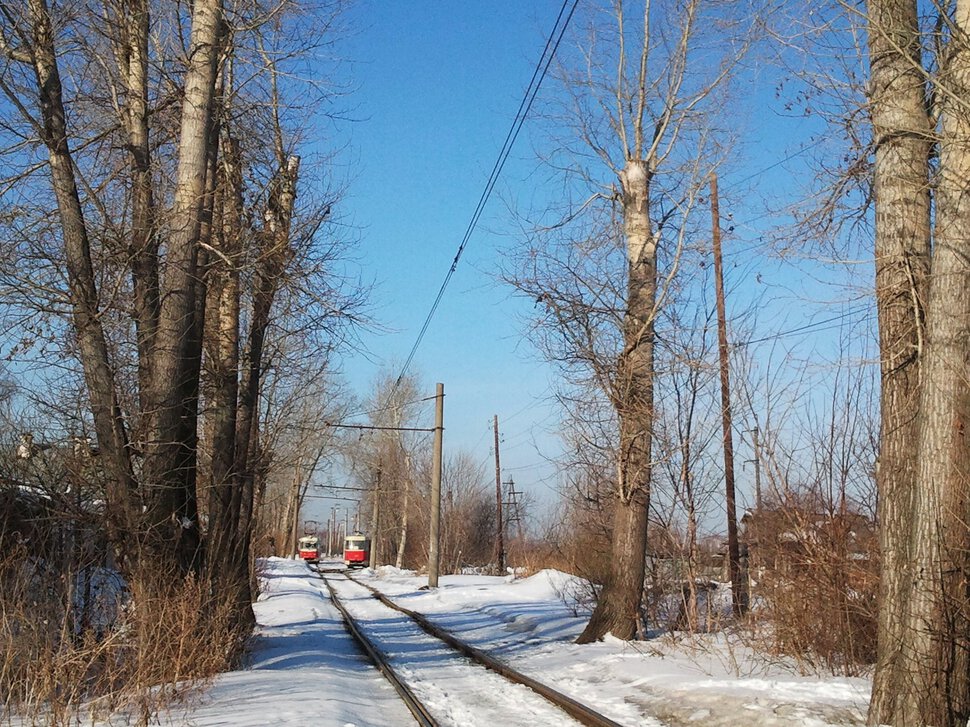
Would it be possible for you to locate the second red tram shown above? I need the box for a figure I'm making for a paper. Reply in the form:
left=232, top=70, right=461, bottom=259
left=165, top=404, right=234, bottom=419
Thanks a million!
left=298, top=535, right=320, bottom=564
left=343, top=533, right=370, bottom=568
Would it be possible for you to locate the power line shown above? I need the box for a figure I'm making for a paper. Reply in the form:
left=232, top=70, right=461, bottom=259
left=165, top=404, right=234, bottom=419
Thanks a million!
left=719, top=137, right=825, bottom=194
left=504, top=460, right=548, bottom=472
left=737, top=305, right=873, bottom=347
left=676, top=137, right=828, bottom=263
left=314, top=484, right=369, bottom=492
left=394, top=0, right=579, bottom=387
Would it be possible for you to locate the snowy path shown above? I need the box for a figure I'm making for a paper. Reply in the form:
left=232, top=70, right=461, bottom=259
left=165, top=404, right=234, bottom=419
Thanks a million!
left=156, top=558, right=415, bottom=727
left=325, top=573, right=601, bottom=727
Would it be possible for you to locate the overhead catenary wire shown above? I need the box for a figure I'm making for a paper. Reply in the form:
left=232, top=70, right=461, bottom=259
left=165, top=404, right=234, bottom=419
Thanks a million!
left=394, top=0, right=579, bottom=389
left=324, top=421, right=436, bottom=433
left=337, top=395, right=437, bottom=424
left=301, top=494, right=361, bottom=503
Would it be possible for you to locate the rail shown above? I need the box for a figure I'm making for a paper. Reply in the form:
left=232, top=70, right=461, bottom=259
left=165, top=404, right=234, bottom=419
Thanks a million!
left=320, top=568, right=625, bottom=727
left=316, top=572, right=438, bottom=727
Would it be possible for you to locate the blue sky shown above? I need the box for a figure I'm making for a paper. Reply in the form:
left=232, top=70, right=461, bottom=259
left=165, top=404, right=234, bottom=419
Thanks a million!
left=303, top=1, right=876, bottom=531
left=309, top=1, right=572, bottom=523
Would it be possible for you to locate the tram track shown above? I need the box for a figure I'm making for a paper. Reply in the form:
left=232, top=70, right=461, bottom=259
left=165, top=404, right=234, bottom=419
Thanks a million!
left=317, top=572, right=437, bottom=726
left=313, top=567, right=627, bottom=727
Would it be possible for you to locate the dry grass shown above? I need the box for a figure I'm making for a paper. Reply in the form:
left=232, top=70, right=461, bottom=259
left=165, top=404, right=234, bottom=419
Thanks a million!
left=0, top=546, right=247, bottom=726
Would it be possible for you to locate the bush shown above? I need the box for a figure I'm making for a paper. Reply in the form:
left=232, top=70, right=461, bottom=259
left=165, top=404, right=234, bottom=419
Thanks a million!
left=746, top=502, right=878, bottom=675
left=0, top=546, right=245, bottom=726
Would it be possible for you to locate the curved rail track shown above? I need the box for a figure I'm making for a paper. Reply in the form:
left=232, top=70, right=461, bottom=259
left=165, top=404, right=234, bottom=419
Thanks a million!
left=314, top=568, right=626, bottom=727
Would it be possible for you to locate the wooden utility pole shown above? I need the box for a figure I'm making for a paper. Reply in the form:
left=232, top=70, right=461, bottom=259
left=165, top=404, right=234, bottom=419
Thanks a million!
left=710, top=174, right=746, bottom=616
left=493, top=414, right=505, bottom=574
left=428, top=383, right=444, bottom=588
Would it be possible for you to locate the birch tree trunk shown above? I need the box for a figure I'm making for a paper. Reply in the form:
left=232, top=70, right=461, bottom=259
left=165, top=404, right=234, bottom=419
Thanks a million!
left=864, top=0, right=932, bottom=721
left=396, top=450, right=412, bottom=569
left=140, top=0, right=223, bottom=574
left=679, top=400, right=700, bottom=631
left=107, top=0, right=159, bottom=415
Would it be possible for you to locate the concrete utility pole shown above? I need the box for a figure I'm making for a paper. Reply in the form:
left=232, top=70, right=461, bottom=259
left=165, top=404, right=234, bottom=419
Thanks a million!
left=428, top=383, right=444, bottom=588
left=710, top=173, right=747, bottom=616
left=493, top=414, right=505, bottom=574
left=370, top=468, right=381, bottom=568
left=330, top=505, right=338, bottom=555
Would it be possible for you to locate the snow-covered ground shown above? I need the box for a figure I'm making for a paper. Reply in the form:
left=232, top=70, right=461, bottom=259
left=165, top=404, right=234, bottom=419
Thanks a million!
left=162, top=558, right=870, bottom=727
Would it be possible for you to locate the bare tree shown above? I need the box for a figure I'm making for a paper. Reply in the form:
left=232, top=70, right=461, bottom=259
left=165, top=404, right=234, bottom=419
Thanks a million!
left=899, top=12, right=970, bottom=726
left=344, top=372, right=426, bottom=568
left=506, top=0, right=749, bottom=642
left=654, top=293, right=720, bottom=632
left=440, top=451, right=494, bottom=573
left=0, top=0, right=360, bottom=640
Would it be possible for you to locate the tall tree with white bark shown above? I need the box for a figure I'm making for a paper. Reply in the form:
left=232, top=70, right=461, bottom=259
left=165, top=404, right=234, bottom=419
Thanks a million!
left=507, top=0, right=749, bottom=641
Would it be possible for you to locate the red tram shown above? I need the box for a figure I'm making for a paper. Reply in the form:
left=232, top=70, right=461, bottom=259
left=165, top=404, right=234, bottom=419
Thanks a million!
left=298, top=535, right=320, bottom=564
left=343, top=533, right=370, bottom=568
